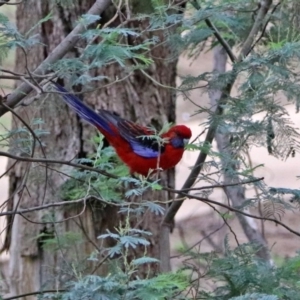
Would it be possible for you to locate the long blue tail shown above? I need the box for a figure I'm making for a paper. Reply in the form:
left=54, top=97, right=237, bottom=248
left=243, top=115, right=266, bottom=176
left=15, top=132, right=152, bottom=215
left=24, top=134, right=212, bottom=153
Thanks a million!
left=53, top=82, right=115, bottom=135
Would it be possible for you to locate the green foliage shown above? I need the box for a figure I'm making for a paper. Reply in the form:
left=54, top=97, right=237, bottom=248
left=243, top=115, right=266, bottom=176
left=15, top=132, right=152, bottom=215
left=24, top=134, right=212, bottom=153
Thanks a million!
left=0, top=13, right=41, bottom=57
left=40, top=231, right=83, bottom=251
left=2, top=117, right=49, bottom=154
left=194, top=243, right=300, bottom=299
left=0, top=12, right=10, bottom=62
left=52, top=26, right=154, bottom=85
left=52, top=271, right=188, bottom=300
left=59, top=134, right=125, bottom=201
left=39, top=239, right=300, bottom=300
left=39, top=223, right=189, bottom=300
left=98, top=228, right=152, bottom=257
left=59, top=134, right=164, bottom=203
left=3, top=1, right=300, bottom=300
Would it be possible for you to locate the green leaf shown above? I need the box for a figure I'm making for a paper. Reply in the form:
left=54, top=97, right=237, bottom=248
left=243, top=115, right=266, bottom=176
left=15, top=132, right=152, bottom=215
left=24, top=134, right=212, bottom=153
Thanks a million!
left=151, top=182, right=162, bottom=190
left=119, top=236, right=150, bottom=248
left=79, top=14, right=101, bottom=26
left=132, top=257, right=160, bottom=266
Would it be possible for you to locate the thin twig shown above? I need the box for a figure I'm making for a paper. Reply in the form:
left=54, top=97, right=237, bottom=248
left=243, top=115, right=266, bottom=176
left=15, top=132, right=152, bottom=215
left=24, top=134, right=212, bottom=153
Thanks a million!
left=202, top=200, right=240, bottom=248
left=247, top=1, right=281, bottom=56
left=0, top=196, right=102, bottom=217
left=179, top=191, right=300, bottom=238
left=2, top=289, right=66, bottom=300
left=164, top=177, right=264, bottom=193
left=0, top=151, right=118, bottom=179
left=190, top=0, right=236, bottom=63
left=170, top=223, right=225, bottom=259
left=0, top=180, right=297, bottom=238
left=162, top=0, right=274, bottom=227
left=238, top=0, right=273, bottom=59
left=2, top=100, right=48, bottom=176
left=162, top=84, right=230, bottom=226
left=0, top=67, right=55, bottom=81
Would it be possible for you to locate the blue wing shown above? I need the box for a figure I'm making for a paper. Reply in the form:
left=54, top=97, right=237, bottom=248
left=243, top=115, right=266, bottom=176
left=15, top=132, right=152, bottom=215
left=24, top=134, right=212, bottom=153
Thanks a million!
left=54, top=82, right=165, bottom=158
left=130, top=141, right=163, bottom=158
left=54, top=82, right=115, bottom=135
left=118, top=120, right=165, bottom=158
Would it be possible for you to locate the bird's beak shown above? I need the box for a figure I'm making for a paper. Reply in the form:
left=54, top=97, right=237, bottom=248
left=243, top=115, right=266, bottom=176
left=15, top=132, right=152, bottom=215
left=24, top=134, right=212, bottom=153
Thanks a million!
left=183, top=138, right=189, bottom=146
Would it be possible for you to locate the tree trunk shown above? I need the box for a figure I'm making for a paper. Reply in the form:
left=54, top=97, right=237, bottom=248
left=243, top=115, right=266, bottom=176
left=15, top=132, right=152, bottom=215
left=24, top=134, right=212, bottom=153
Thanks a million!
left=5, top=1, right=177, bottom=297
left=209, top=46, right=270, bottom=261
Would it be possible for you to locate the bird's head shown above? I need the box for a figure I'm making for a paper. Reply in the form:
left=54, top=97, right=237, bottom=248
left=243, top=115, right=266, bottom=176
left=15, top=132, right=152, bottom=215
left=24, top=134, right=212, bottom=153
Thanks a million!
left=167, top=125, right=192, bottom=149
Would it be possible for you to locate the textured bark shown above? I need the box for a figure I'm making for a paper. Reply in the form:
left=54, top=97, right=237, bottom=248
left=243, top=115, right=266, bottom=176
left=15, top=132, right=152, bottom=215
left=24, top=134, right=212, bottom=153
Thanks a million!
left=209, top=46, right=271, bottom=261
left=5, top=1, right=177, bottom=297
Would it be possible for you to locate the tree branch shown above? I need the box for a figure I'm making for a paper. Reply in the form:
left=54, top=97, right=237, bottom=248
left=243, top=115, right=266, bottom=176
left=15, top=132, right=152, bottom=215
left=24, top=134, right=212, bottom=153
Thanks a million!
left=3, top=289, right=66, bottom=300
left=180, top=191, right=300, bottom=238
left=211, top=46, right=270, bottom=260
left=190, top=0, right=236, bottom=63
left=248, top=1, right=281, bottom=55
left=0, top=187, right=298, bottom=239
left=0, top=151, right=118, bottom=179
left=162, top=0, right=274, bottom=227
left=162, top=80, right=232, bottom=227
left=0, top=0, right=112, bottom=117
left=0, top=0, right=9, bottom=6
left=0, top=196, right=104, bottom=217
left=164, top=177, right=264, bottom=193
left=239, top=0, right=273, bottom=59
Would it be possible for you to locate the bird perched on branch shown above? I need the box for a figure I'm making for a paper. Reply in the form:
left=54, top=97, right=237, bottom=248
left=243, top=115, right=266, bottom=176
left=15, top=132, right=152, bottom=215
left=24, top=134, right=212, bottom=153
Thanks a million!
left=54, top=83, right=192, bottom=176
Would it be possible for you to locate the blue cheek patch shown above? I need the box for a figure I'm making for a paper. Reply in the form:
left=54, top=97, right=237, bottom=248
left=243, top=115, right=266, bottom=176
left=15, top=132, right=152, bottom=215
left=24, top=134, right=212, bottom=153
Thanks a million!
left=170, top=137, right=184, bottom=148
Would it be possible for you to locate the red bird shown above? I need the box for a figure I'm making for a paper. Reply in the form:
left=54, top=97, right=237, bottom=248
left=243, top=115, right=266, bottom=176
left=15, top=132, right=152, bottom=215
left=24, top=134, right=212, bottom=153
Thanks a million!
left=54, top=83, right=192, bottom=176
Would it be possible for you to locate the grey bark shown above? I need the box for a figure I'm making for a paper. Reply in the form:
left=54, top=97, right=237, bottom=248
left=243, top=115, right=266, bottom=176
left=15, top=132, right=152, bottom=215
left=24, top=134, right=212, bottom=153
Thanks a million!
left=209, top=46, right=271, bottom=261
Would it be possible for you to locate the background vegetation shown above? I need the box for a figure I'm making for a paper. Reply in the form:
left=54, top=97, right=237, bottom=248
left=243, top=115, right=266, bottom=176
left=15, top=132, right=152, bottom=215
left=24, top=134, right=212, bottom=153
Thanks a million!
left=1, top=0, right=300, bottom=299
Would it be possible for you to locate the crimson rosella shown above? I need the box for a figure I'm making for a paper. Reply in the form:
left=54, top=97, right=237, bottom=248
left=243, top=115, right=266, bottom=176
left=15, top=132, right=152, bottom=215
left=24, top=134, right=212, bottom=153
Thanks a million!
left=54, top=83, right=192, bottom=176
